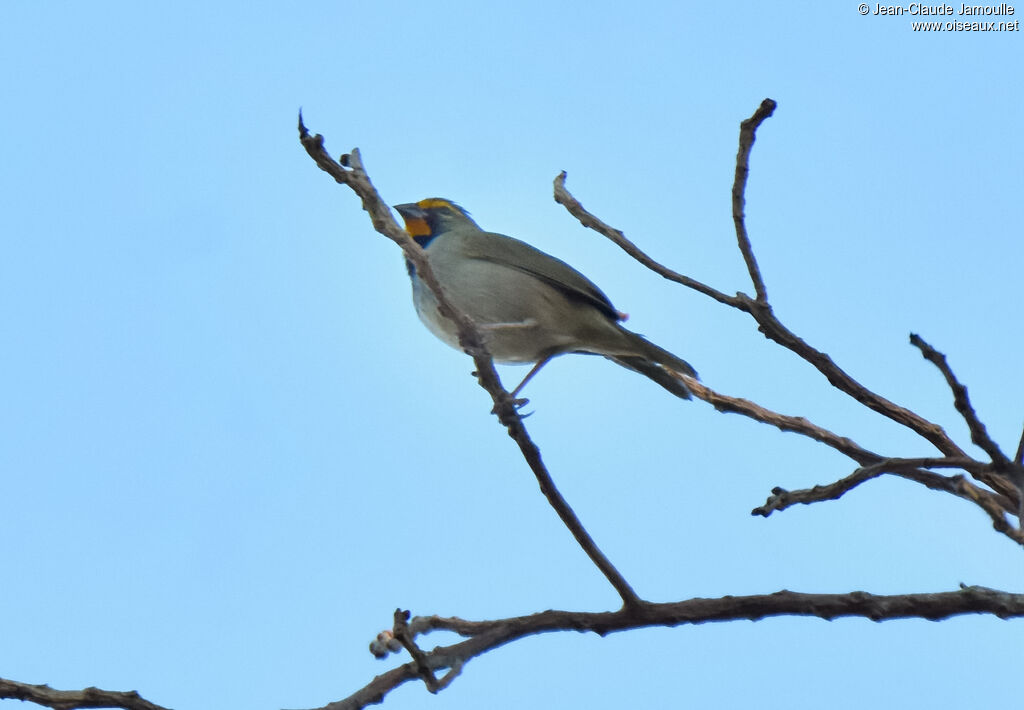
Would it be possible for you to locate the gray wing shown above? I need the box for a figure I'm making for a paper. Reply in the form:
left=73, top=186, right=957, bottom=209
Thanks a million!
left=460, top=230, right=622, bottom=322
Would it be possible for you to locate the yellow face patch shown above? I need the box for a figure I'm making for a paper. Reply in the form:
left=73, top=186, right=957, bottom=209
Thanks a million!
left=401, top=216, right=432, bottom=237
left=417, top=198, right=457, bottom=211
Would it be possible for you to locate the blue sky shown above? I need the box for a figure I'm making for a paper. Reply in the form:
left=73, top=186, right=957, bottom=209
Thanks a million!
left=2, top=2, right=1021, bottom=709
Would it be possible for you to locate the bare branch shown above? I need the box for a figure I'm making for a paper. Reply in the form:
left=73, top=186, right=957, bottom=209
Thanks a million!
left=686, top=378, right=1019, bottom=533
left=310, top=587, right=1024, bottom=710
left=296, top=101, right=1023, bottom=710
left=684, top=378, right=1021, bottom=537
left=687, top=380, right=878, bottom=464
left=552, top=99, right=1017, bottom=539
left=689, top=375, right=1019, bottom=534
left=0, top=678, right=170, bottom=710
left=753, top=459, right=1023, bottom=543
left=909, top=333, right=1022, bottom=509
left=751, top=464, right=916, bottom=514
left=552, top=105, right=967, bottom=461
left=552, top=172, right=740, bottom=307
left=732, top=98, right=776, bottom=302
left=1014, top=428, right=1024, bottom=525
left=508, top=416, right=642, bottom=607
left=910, top=333, right=1010, bottom=467
left=956, top=477, right=1024, bottom=542
left=298, top=113, right=641, bottom=608
left=744, top=299, right=968, bottom=458
left=298, top=114, right=492, bottom=383
left=753, top=456, right=979, bottom=507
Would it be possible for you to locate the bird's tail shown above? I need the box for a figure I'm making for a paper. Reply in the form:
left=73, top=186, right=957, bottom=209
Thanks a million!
left=607, top=355, right=694, bottom=399
left=605, top=332, right=699, bottom=400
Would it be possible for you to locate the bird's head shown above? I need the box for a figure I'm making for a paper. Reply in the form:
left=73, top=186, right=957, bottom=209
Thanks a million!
left=394, top=198, right=478, bottom=246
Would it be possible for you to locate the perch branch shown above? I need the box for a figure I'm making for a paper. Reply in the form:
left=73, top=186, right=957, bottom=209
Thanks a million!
left=298, top=113, right=640, bottom=608
left=0, top=678, right=169, bottom=710
left=310, top=586, right=1024, bottom=710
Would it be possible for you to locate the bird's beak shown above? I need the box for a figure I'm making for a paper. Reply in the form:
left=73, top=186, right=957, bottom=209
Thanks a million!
left=394, top=203, right=431, bottom=237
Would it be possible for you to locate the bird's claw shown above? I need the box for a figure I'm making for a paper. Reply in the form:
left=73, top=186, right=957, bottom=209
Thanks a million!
left=491, top=396, right=530, bottom=416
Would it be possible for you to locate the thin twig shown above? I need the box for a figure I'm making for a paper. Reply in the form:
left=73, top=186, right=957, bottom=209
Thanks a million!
left=1015, top=427, right=1024, bottom=524
left=752, top=459, right=1022, bottom=543
left=298, top=113, right=641, bottom=608
left=909, top=333, right=1020, bottom=508
left=953, top=475, right=1024, bottom=541
left=753, top=457, right=976, bottom=507
left=910, top=333, right=1009, bottom=467
left=745, top=299, right=967, bottom=459
left=553, top=172, right=740, bottom=308
left=686, top=380, right=878, bottom=464
left=750, top=461, right=952, bottom=515
left=732, top=98, right=775, bottom=302
left=392, top=609, right=439, bottom=692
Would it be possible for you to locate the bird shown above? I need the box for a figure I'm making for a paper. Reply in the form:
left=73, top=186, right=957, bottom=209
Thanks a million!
left=393, top=198, right=698, bottom=400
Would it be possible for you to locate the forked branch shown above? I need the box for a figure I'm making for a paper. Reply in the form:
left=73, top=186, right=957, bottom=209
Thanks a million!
left=306, top=586, right=1024, bottom=710
left=4, top=100, right=1017, bottom=710
left=554, top=102, right=1020, bottom=533
left=292, top=98, right=1024, bottom=710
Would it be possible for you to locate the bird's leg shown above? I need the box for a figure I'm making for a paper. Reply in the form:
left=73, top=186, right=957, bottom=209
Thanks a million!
left=510, top=352, right=557, bottom=398
left=475, top=321, right=553, bottom=410
left=487, top=353, right=559, bottom=416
